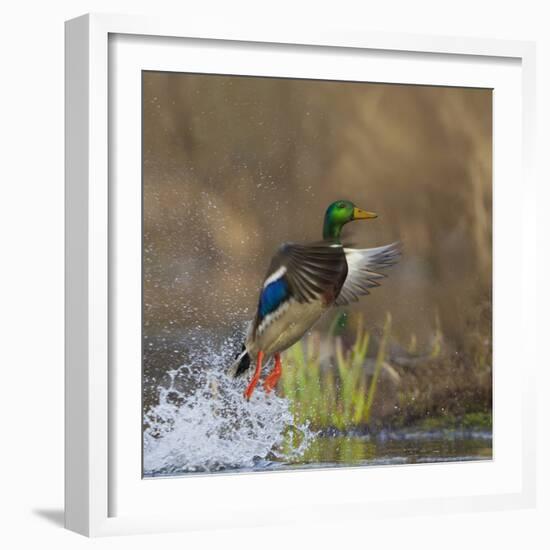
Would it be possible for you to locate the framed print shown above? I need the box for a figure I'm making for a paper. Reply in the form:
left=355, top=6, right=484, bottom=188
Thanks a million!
left=65, top=13, right=537, bottom=536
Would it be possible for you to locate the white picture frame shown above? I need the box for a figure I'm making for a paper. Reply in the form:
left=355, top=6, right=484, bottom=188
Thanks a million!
left=65, top=12, right=537, bottom=537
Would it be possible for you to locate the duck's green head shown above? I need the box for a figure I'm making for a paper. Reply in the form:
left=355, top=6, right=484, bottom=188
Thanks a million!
left=323, top=200, right=377, bottom=240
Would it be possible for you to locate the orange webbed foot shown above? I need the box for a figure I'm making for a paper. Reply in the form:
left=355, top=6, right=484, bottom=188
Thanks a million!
left=244, top=351, right=264, bottom=400
left=263, top=353, right=282, bottom=394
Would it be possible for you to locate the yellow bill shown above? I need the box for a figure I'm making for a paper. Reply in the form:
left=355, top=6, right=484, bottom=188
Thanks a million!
left=353, top=207, right=378, bottom=220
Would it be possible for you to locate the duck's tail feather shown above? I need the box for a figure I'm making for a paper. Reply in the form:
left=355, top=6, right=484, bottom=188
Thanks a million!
left=229, top=344, right=251, bottom=378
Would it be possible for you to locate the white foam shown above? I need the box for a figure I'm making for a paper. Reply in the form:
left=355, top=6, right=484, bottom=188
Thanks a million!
left=143, top=334, right=314, bottom=475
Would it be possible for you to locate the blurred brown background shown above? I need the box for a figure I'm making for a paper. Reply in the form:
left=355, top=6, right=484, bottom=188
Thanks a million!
left=143, top=72, right=492, bottom=420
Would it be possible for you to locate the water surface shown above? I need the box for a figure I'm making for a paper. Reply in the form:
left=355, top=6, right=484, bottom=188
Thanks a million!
left=143, top=333, right=491, bottom=478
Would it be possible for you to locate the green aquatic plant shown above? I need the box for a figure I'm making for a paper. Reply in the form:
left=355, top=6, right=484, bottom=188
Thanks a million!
left=278, top=310, right=491, bottom=434
left=364, top=313, right=391, bottom=425
left=281, top=312, right=392, bottom=431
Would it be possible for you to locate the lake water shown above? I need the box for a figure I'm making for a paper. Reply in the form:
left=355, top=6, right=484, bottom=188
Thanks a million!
left=143, top=332, right=491, bottom=478
left=144, top=429, right=491, bottom=477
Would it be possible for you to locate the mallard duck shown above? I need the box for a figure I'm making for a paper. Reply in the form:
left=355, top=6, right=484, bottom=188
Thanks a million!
left=230, top=199, right=400, bottom=399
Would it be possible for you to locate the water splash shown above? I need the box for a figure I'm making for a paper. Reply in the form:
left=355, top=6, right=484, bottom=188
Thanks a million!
left=143, top=334, right=314, bottom=475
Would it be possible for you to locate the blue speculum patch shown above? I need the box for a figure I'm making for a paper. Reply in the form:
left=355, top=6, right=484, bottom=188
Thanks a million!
left=259, top=278, right=289, bottom=318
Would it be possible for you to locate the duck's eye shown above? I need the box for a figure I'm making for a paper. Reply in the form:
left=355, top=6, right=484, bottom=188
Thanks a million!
left=338, top=202, right=346, bottom=209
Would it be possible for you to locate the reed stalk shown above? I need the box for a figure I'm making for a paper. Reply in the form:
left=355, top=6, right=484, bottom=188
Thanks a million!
left=363, top=312, right=391, bottom=424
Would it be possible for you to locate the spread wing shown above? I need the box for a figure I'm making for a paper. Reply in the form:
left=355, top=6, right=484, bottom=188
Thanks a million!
left=252, top=242, right=348, bottom=333
left=274, top=242, right=348, bottom=303
left=335, top=242, right=401, bottom=306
